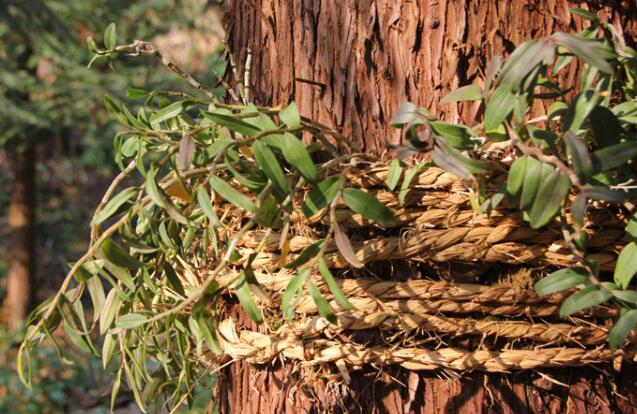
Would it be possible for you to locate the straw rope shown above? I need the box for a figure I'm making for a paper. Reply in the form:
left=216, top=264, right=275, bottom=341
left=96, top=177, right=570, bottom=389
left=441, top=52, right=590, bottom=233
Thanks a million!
left=286, top=311, right=612, bottom=345
left=217, top=319, right=633, bottom=372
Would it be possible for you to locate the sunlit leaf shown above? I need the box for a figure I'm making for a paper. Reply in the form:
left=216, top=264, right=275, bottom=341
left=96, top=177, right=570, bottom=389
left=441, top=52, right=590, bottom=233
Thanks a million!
left=609, top=309, right=637, bottom=349
left=484, top=86, right=515, bottom=130
left=386, top=159, right=403, bottom=191
left=209, top=176, right=257, bottom=213
left=535, top=267, right=588, bottom=296
left=440, top=84, right=482, bottom=104
left=234, top=272, right=263, bottom=324
left=308, top=282, right=336, bottom=323
left=302, top=176, right=342, bottom=218
left=614, top=242, right=637, bottom=289
left=281, top=268, right=311, bottom=320
left=281, top=133, right=318, bottom=183
left=115, top=313, right=147, bottom=330
left=318, top=257, right=353, bottom=310
left=279, top=101, right=301, bottom=128
left=342, top=188, right=396, bottom=226
left=104, top=23, right=116, bottom=49
left=559, top=285, right=611, bottom=317
left=252, top=140, right=290, bottom=196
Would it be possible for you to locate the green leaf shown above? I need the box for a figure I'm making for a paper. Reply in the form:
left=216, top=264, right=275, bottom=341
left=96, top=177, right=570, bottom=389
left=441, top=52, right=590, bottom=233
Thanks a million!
left=386, top=159, right=403, bottom=191
left=432, top=138, right=488, bottom=180
left=234, top=273, right=263, bottom=324
left=115, top=313, right=147, bottom=330
left=279, top=102, right=301, bottom=128
left=565, top=91, right=600, bottom=132
left=302, top=176, right=342, bottom=218
left=569, top=8, right=599, bottom=23
left=484, top=86, right=515, bottom=130
left=204, top=111, right=261, bottom=136
left=342, top=188, right=396, bottom=226
left=281, top=268, right=311, bottom=320
left=252, top=140, right=290, bottom=196
left=529, top=169, right=570, bottom=228
left=209, top=176, right=257, bottom=213
left=255, top=195, right=280, bottom=228
left=612, top=290, right=637, bottom=304
left=627, top=214, right=637, bottom=242
left=196, top=186, right=222, bottom=227
left=334, top=224, right=363, bottom=268
left=584, top=186, right=629, bottom=202
left=308, top=282, right=336, bottom=323
left=104, top=23, right=116, bottom=49
left=91, top=187, right=137, bottom=225
left=572, top=192, right=587, bottom=226
left=285, top=240, right=323, bottom=269
left=591, top=141, right=637, bottom=172
left=520, top=157, right=542, bottom=209
left=127, top=88, right=148, bottom=99
left=589, top=106, right=623, bottom=147
left=281, top=133, right=318, bottom=183
left=534, top=268, right=588, bottom=296
left=506, top=156, right=527, bottom=197
left=399, top=164, right=423, bottom=206
left=100, top=289, right=121, bottom=334
left=431, top=122, right=474, bottom=149
left=609, top=309, right=637, bottom=349
left=318, top=257, right=353, bottom=310
left=551, top=32, right=615, bottom=74
left=498, top=40, right=553, bottom=88
left=100, top=238, right=141, bottom=269
left=440, top=84, right=482, bottom=104
left=614, top=242, right=637, bottom=289
left=563, top=131, right=593, bottom=182
left=559, top=285, right=611, bottom=317
left=150, top=100, right=187, bottom=125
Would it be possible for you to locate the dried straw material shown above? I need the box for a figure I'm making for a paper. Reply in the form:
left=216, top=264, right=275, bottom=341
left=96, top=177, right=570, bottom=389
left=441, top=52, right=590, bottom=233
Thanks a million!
left=217, top=319, right=633, bottom=373
left=287, top=312, right=611, bottom=345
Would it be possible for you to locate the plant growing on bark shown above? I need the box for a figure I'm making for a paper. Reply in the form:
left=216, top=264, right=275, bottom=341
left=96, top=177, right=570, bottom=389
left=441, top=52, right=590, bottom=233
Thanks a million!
left=391, top=9, right=637, bottom=349
left=17, top=10, right=637, bottom=412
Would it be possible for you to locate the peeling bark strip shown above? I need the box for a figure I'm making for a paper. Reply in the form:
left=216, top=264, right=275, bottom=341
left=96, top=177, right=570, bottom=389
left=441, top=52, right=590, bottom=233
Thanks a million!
left=224, top=0, right=637, bottom=154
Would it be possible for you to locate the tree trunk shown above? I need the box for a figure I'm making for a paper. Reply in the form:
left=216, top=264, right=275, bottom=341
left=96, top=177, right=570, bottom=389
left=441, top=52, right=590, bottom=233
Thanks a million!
left=220, top=1, right=637, bottom=412
left=4, top=144, right=35, bottom=329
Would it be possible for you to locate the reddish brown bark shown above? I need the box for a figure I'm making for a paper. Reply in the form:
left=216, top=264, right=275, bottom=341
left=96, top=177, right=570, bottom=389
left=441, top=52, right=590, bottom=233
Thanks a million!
left=3, top=144, right=35, bottom=329
left=220, top=1, right=637, bottom=412
left=224, top=0, right=637, bottom=153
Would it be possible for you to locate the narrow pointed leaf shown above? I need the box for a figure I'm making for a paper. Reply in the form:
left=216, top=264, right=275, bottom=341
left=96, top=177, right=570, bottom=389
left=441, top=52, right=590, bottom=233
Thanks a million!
left=302, top=176, right=342, bottom=218
left=535, top=268, right=587, bottom=296
left=529, top=170, right=570, bottom=228
left=614, top=242, right=637, bottom=289
left=252, top=140, right=290, bottom=195
left=484, top=86, right=515, bottom=130
left=308, top=282, right=336, bottom=323
left=281, top=268, right=311, bottom=320
left=319, top=257, right=353, bottom=310
left=279, top=102, right=301, bottom=128
left=609, top=309, right=637, bottom=349
left=559, top=285, right=611, bottom=317
left=342, top=188, right=396, bottom=225
left=234, top=272, right=263, bottom=324
left=209, top=176, right=257, bottom=213
left=440, top=84, right=482, bottom=104
left=91, top=187, right=137, bottom=225
left=281, top=133, right=318, bottom=183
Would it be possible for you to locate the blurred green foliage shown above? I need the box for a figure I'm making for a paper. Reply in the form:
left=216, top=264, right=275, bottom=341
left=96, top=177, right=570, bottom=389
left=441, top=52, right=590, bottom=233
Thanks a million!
left=1, top=0, right=224, bottom=411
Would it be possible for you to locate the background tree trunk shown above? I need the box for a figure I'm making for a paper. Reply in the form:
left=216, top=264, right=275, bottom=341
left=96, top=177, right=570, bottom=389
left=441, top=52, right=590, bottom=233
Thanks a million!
left=220, top=1, right=637, bottom=412
left=3, top=144, right=35, bottom=329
